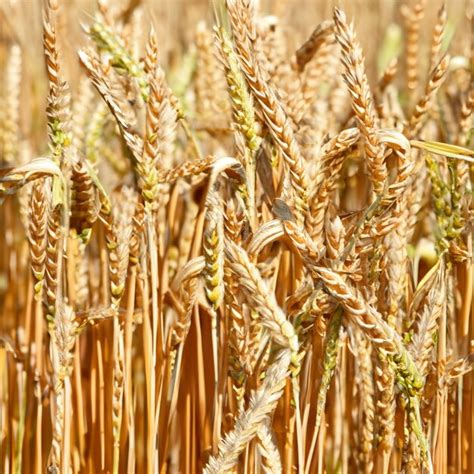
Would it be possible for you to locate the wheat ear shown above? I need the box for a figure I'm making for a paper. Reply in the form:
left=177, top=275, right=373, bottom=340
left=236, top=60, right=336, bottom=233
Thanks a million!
left=226, top=0, right=309, bottom=224
left=334, top=7, right=386, bottom=195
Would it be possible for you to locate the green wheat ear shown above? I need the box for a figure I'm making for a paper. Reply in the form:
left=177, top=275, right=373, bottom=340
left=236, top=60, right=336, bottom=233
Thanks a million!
left=314, top=307, right=343, bottom=434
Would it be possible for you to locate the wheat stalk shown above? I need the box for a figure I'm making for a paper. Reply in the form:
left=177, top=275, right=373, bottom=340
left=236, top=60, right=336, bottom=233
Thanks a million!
left=0, top=2, right=472, bottom=473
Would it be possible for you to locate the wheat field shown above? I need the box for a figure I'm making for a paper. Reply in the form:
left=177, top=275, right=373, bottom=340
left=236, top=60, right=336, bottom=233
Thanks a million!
left=0, top=0, right=473, bottom=473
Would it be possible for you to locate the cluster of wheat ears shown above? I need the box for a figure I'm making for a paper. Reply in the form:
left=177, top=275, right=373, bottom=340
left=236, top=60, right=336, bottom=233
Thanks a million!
left=0, top=0, right=473, bottom=472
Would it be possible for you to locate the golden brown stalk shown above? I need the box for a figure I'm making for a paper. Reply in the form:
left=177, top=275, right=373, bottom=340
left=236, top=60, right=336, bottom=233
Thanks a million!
left=373, top=201, right=408, bottom=466
left=223, top=201, right=249, bottom=406
left=306, top=307, right=342, bottom=470
left=112, top=316, right=125, bottom=474
left=354, top=331, right=375, bottom=473
left=107, top=187, right=136, bottom=474
left=333, top=8, right=386, bottom=195
left=166, top=258, right=202, bottom=441
left=203, top=183, right=225, bottom=451
left=137, top=80, right=173, bottom=468
left=444, top=356, right=474, bottom=383
left=48, top=304, right=78, bottom=474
